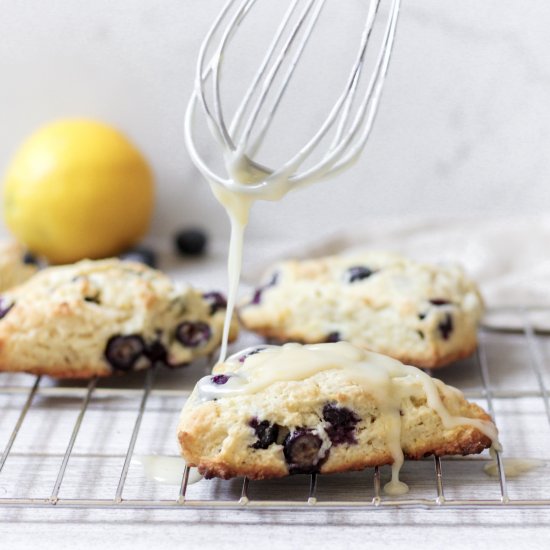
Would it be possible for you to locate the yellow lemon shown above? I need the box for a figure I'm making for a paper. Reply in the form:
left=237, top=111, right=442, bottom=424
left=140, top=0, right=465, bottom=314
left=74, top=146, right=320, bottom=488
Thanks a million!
left=3, top=119, right=154, bottom=264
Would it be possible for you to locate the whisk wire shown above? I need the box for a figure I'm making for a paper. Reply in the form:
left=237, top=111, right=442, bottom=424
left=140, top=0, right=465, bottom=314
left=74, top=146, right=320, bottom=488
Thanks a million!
left=290, top=0, right=400, bottom=184
left=195, top=0, right=239, bottom=148
left=273, top=0, right=384, bottom=184
left=329, top=0, right=400, bottom=175
left=229, top=0, right=301, bottom=142
left=186, top=0, right=401, bottom=193
left=237, top=0, right=323, bottom=157
left=330, top=0, right=381, bottom=149
left=212, top=0, right=257, bottom=150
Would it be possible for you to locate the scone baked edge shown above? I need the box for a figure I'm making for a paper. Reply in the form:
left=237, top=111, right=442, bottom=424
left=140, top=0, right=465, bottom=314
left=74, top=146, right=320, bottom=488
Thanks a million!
left=0, top=258, right=238, bottom=378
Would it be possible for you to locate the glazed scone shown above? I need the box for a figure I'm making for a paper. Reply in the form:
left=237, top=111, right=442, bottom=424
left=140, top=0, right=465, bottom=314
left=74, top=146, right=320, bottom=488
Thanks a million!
left=239, top=251, right=484, bottom=369
left=0, top=258, right=238, bottom=378
left=177, top=342, right=497, bottom=488
left=0, top=240, right=37, bottom=292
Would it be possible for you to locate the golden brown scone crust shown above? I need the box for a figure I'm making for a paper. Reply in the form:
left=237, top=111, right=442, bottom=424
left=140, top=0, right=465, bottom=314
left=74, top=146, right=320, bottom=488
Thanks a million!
left=0, top=258, right=238, bottom=378
left=178, top=346, right=494, bottom=480
left=239, top=251, right=484, bottom=369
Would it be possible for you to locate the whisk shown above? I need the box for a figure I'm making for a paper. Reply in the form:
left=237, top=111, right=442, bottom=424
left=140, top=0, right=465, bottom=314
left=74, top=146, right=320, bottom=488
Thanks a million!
left=185, top=0, right=401, bottom=197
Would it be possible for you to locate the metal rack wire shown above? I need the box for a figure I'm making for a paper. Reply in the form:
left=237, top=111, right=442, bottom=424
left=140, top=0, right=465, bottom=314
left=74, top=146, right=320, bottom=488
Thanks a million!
left=1, top=306, right=550, bottom=511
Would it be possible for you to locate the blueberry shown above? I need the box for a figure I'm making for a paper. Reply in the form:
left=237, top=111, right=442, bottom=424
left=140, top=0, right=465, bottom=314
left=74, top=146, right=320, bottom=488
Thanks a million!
left=0, top=298, right=14, bottom=320
left=438, top=313, right=453, bottom=340
left=145, top=340, right=168, bottom=365
left=211, top=374, right=230, bottom=385
left=202, top=292, right=227, bottom=315
left=322, top=403, right=360, bottom=445
left=104, top=335, right=146, bottom=371
left=346, top=266, right=374, bottom=283
left=175, top=321, right=211, bottom=347
left=430, top=299, right=451, bottom=306
left=251, top=288, right=264, bottom=305
left=175, top=228, right=208, bottom=257
left=325, top=332, right=341, bottom=343
left=119, top=246, right=157, bottom=268
left=283, top=429, right=326, bottom=473
left=22, top=251, right=38, bottom=266
left=238, top=347, right=266, bottom=363
left=250, top=272, right=279, bottom=305
left=249, top=418, right=279, bottom=449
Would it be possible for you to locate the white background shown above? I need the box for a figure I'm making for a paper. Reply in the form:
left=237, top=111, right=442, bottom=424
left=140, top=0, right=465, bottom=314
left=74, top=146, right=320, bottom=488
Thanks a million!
left=1, top=0, right=550, bottom=247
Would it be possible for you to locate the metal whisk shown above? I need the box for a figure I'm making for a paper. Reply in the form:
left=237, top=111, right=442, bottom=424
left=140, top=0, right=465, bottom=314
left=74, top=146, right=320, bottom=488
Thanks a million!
left=185, top=0, right=401, bottom=196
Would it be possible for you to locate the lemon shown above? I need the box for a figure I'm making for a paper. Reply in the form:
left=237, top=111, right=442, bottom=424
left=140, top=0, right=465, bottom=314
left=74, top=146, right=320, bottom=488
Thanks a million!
left=3, top=119, right=154, bottom=264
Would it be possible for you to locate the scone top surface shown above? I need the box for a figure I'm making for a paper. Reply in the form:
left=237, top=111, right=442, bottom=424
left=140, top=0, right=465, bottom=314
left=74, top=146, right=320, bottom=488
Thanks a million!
left=239, top=251, right=484, bottom=368
left=0, top=258, right=237, bottom=378
left=178, top=342, right=498, bottom=483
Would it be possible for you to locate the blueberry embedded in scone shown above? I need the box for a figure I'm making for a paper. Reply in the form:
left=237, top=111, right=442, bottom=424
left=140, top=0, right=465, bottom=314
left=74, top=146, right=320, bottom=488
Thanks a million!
left=239, top=251, right=484, bottom=369
left=0, top=258, right=238, bottom=378
left=177, top=342, right=497, bottom=488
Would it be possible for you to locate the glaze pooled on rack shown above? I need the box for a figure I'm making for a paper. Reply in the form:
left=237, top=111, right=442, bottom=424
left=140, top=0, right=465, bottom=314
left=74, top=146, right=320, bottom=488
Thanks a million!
left=178, top=342, right=498, bottom=492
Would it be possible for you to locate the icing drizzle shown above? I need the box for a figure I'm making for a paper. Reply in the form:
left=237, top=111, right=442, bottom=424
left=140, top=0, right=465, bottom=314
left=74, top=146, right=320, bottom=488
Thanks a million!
left=196, top=341, right=499, bottom=493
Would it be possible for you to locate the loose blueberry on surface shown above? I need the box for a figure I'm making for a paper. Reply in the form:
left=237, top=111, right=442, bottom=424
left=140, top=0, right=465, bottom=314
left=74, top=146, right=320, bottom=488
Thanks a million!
left=211, top=374, right=230, bottom=385
left=438, top=313, right=454, bottom=340
left=325, top=332, right=341, bottom=343
left=346, top=266, right=374, bottom=283
left=249, top=418, right=279, bottom=449
left=0, top=298, right=14, bottom=320
left=119, top=246, right=157, bottom=268
left=22, top=251, right=38, bottom=266
left=105, top=335, right=146, bottom=371
left=202, top=292, right=227, bottom=315
left=174, top=228, right=208, bottom=257
left=238, top=347, right=266, bottom=363
left=429, top=299, right=451, bottom=306
left=322, top=403, right=360, bottom=445
left=175, top=321, right=211, bottom=347
left=250, top=272, right=279, bottom=305
left=283, top=429, right=325, bottom=473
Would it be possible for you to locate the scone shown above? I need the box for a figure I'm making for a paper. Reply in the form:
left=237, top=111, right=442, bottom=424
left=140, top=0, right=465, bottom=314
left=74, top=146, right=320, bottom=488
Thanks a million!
left=177, top=342, right=497, bottom=486
left=0, top=240, right=37, bottom=291
left=239, top=251, right=484, bottom=368
left=0, top=258, right=238, bottom=378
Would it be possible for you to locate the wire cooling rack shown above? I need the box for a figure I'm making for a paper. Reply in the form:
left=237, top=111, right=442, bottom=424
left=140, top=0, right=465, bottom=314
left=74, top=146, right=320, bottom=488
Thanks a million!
left=1, top=306, right=550, bottom=511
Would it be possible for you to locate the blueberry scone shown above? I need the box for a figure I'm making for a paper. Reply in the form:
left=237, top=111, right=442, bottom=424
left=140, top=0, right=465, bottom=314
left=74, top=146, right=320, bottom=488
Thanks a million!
left=0, top=259, right=238, bottom=378
left=177, top=342, right=497, bottom=489
left=0, top=240, right=37, bottom=292
left=239, top=252, right=484, bottom=369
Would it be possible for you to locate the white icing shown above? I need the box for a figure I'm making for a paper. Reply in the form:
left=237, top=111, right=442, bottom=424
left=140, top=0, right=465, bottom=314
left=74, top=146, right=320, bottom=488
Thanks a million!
left=210, top=151, right=318, bottom=362
left=199, top=341, right=499, bottom=492
left=483, top=458, right=545, bottom=478
left=133, top=455, right=203, bottom=485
